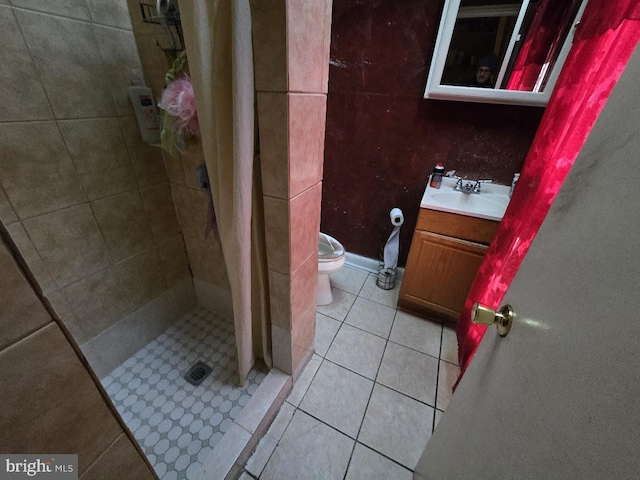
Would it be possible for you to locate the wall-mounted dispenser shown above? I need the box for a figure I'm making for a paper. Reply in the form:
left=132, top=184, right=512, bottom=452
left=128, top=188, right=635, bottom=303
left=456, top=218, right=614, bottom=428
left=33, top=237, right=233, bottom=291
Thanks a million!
left=128, top=85, right=161, bottom=145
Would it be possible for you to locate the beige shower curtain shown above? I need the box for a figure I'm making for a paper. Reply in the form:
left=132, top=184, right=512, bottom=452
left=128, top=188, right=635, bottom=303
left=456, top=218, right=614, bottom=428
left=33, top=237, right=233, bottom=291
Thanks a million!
left=180, top=0, right=271, bottom=385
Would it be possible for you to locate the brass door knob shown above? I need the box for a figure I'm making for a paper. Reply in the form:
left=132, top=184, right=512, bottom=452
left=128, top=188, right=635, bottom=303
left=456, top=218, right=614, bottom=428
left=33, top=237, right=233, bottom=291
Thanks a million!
left=472, top=303, right=514, bottom=337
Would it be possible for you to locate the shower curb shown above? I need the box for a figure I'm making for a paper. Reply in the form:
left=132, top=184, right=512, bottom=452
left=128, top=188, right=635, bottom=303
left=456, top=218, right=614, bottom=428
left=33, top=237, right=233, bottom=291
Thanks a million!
left=196, top=369, right=292, bottom=480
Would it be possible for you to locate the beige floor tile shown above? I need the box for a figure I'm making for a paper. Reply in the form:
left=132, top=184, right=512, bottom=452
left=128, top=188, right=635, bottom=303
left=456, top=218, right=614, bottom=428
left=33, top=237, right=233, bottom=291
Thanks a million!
left=286, top=354, right=322, bottom=407
left=377, top=342, right=438, bottom=406
left=358, top=384, right=433, bottom=470
left=434, top=409, right=444, bottom=432
left=316, top=288, right=356, bottom=321
left=325, top=324, right=386, bottom=380
left=389, top=310, right=442, bottom=358
left=345, top=443, right=413, bottom=480
left=261, top=410, right=354, bottom=480
left=344, top=297, right=395, bottom=339
left=245, top=402, right=295, bottom=477
left=247, top=435, right=277, bottom=478
left=329, top=265, right=368, bottom=295
left=266, top=402, right=297, bottom=440
left=436, top=360, right=460, bottom=411
left=315, top=313, right=340, bottom=357
left=300, top=360, right=373, bottom=438
left=441, top=324, right=459, bottom=365
left=358, top=271, right=403, bottom=308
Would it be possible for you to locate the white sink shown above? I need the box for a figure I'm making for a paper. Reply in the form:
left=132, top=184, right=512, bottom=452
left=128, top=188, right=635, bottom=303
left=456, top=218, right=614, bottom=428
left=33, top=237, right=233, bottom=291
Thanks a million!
left=420, top=177, right=511, bottom=221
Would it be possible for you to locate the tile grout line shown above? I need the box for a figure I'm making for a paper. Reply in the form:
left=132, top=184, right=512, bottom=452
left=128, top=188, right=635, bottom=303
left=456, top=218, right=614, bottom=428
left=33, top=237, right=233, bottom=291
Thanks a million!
left=329, top=271, right=400, bottom=310
left=285, top=353, right=326, bottom=409
left=312, top=279, right=375, bottom=480
left=346, top=307, right=419, bottom=474
left=248, top=401, right=296, bottom=479
left=8, top=5, right=58, bottom=127
left=433, top=321, right=445, bottom=431
left=317, top=355, right=439, bottom=412
left=337, top=320, right=385, bottom=343
left=332, top=268, right=441, bottom=470
left=341, top=443, right=358, bottom=480
left=257, top=268, right=419, bottom=477
left=315, top=312, right=341, bottom=358
left=349, top=440, right=416, bottom=476
left=277, top=408, right=413, bottom=478
left=341, top=306, right=399, bottom=478
left=10, top=5, right=136, bottom=32
left=386, top=337, right=445, bottom=362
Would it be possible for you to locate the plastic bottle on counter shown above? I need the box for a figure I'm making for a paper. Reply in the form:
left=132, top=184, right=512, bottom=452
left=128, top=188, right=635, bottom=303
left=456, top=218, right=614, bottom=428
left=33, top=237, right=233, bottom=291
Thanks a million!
left=430, top=163, right=445, bottom=189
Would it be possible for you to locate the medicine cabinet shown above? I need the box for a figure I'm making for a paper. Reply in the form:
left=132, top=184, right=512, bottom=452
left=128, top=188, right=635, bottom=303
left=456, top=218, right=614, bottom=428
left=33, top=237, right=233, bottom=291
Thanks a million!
left=424, top=0, right=589, bottom=107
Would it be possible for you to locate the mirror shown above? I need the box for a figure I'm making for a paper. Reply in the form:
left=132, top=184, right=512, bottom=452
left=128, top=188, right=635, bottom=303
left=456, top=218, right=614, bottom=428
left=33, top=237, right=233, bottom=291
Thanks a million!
left=424, top=0, right=588, bottom=106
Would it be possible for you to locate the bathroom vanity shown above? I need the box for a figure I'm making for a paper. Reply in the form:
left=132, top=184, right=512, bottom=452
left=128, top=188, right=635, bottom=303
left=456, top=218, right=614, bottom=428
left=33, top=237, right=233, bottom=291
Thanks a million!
left=398, top=177, right=510, bottom=323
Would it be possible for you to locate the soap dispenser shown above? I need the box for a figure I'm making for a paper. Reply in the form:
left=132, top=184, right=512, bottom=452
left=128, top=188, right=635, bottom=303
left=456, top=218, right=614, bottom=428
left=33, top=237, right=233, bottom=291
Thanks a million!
left=509, top=173, right=520, bottom=198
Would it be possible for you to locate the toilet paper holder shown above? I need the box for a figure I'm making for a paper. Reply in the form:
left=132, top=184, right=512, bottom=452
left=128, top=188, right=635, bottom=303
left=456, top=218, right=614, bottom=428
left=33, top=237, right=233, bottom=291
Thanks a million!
left=376, top=267, right=397, bottom=290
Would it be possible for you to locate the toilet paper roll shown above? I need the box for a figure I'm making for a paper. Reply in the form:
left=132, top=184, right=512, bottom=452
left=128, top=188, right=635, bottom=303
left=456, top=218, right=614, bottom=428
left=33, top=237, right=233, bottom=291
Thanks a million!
left=390, top=207, right=404, bottom=226
left=383, top=208, right=403, bottom=270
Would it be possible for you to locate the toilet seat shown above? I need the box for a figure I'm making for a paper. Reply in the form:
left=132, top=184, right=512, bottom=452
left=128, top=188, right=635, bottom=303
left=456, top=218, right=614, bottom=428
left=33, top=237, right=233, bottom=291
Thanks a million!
left=319, top=233, right=344, bottom=261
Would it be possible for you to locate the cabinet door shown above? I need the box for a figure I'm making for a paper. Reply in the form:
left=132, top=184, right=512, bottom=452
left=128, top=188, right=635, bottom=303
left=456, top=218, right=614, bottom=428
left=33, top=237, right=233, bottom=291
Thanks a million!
left=399, top=230, right=487, bottom=322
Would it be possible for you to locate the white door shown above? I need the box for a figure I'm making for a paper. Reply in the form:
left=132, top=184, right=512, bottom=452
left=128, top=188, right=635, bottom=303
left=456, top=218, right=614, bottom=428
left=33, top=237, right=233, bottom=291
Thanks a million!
left=415, top=46, right=640, bottom=479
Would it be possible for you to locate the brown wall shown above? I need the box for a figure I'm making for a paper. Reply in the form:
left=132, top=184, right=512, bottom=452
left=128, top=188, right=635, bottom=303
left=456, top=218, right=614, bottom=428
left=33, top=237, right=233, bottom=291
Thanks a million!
left=322, top=0, right=544, bottom=265
left=0, top=236, right=155, bottom=479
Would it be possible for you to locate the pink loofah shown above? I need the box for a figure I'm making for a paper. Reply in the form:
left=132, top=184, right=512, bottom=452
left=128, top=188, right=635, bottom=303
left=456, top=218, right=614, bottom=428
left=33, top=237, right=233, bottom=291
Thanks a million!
left=158, top=74, right=200, bottom=138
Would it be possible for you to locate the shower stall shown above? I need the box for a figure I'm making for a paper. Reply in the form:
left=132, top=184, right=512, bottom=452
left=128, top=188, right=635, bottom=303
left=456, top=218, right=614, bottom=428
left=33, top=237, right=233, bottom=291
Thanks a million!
left=1, top=0, right=331, bottom=476
left=0, top=1, right=268, bottom=478
left=102, top=308, right=267, bottom=479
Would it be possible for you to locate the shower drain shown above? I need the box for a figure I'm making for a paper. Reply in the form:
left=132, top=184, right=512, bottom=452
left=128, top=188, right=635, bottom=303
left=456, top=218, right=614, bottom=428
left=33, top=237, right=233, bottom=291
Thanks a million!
left=184, top=361, right=212, bottom=386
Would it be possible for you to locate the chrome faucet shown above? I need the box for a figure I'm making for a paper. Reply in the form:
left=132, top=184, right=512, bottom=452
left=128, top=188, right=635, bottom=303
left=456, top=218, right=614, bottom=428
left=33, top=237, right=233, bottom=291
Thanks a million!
left=453, top=178, right=468, bottom=192
left=453, top=178, right=492, bottom=194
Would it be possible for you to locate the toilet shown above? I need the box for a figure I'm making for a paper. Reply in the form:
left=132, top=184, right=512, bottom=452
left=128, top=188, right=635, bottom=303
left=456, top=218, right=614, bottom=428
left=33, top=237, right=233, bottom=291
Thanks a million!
left=317, top=232, right=346, bottom=305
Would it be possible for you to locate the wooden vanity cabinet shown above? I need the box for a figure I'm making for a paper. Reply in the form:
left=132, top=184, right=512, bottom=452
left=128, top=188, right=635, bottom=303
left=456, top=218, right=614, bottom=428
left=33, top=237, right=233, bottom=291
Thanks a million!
left=398, top=208, right=499, bottom=323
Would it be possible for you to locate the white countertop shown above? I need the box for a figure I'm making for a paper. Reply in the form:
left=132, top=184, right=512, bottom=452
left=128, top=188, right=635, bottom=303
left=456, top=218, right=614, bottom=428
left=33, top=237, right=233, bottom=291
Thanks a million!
left=420, top=176, right=511, bottom=222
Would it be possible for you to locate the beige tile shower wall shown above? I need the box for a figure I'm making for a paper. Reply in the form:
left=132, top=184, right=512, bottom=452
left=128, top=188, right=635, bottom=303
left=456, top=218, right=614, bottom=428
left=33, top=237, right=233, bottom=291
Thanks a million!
left=251, top=0, right=332, bottom=376
left=126, top=0, right=233, bottom=320
left=0, top=237, right=155, bottom=479
left=0, top=1, right=195, bottom=377
left=126, top=0, right=175, bottom=100
left=165, top=142, right=234, bottom=319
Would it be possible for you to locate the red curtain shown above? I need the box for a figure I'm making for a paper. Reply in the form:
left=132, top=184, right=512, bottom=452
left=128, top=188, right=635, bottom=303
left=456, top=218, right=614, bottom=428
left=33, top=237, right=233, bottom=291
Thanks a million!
left=506, top=0, right=582, bottom=91
left=456, top=0, right=640, bottom=378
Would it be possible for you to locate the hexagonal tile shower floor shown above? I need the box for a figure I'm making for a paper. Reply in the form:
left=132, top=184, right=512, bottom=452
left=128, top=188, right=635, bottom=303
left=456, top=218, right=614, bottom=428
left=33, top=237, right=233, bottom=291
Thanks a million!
left=101, top=307, right=267, bottom=480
